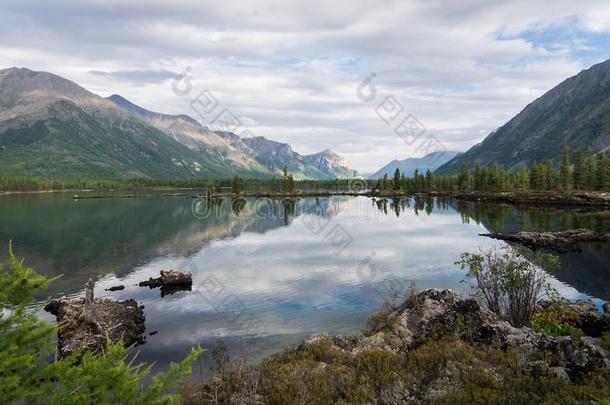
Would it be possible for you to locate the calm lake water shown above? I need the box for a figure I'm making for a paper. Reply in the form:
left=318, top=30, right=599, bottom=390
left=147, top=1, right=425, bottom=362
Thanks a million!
left=1, top=193, right=609, bottom=376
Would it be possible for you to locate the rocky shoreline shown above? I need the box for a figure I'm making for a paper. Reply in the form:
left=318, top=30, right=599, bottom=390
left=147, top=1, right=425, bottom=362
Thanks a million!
left=301, top=289, right=610, bottom=381
left=454, top=190, right=610, bottom=207
left=186, top=289, right=610, bottom=403
left=480, top=228, right=610, bottom=252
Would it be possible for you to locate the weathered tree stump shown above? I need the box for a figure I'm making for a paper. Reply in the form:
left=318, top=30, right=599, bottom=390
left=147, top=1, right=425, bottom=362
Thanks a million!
left=44, top=280, right=146, bottom=357
left=77, top=278, right=102, bottom=333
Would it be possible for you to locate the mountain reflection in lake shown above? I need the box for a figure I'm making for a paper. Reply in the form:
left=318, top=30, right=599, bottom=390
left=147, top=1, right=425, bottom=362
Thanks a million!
left=0, top=193, right=608, bottom=375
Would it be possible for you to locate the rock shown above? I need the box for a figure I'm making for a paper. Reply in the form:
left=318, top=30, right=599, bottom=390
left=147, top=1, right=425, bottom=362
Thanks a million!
left=360, top=289, right=607, bottom=379
left=44, top=296, right=145, bottom=357
left=44, top=299, right=61, bottom=316
left=139, top=270, right=192, bottom=288
left=389, top=289, right=513, bottom=349
left=603, top=302, right=610, bottom=314
left=546, top=299, right=610, bottom=337
left=579, top=311, right=610, bottom=337
left=479, top=229, right=610, bottom=253
left=550, top=367, right=570, bottom=382
left=294, top=289, right=610, bottom=385
left=105, top=284, right=125, bottom=291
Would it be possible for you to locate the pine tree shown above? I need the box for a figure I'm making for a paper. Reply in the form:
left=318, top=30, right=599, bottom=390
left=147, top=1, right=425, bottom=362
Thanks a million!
left=586, top=148, right=596, bottom=190
left=474, top=163, right=482, bottom=191
left=559, top=144, right=571, bottom=192
left=425, top=169, right=433, bottom=191
left=458, top=162, right=471, bottom=191
left=287, top=174, right=295, bottom=192
left=573, top=150, right=585, bottom=190
left=231, top=174, right=243, bottom=194
left=392, top=168, right=401, bottom=190
left=518, top=166, right=529, bottom=190
left=597, top=153, right=610, bottom=191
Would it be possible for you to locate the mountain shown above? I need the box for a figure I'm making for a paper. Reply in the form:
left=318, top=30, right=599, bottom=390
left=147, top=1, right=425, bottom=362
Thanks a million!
left=107, top=96, right=359, bottom=180
left=302, top=149, right=360, bottom=179
left=222, top=135, right=359, bottom=180
left=106, top=94, right=270, bottom=177
left=436, top=59, right=610, bottom=174
left=370, top=151, right=460, bottom=179
left=0, top=67, right=243, bottom=178
left=0, top=67, right=358, bottom=180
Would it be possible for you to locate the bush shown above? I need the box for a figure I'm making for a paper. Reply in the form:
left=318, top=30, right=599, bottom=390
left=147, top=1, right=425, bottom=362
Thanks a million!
left=0, top=244, right=202, bottom=404
left=458, top=246, right=559, bottom=327
left=531, top=304, right=580, bottom=336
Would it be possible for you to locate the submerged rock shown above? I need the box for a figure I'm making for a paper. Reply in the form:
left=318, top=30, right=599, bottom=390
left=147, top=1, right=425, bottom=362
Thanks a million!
left=105, top=284, right=125, bottom=291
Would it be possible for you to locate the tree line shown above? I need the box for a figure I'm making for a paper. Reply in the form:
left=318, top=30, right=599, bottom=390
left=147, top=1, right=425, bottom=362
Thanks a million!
left=2, top=147, right=609, bottom=193
left=374, top=147, right=610, bottom=193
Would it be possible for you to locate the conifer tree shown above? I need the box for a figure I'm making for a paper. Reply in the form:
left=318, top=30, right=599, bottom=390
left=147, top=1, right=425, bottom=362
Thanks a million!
left=559, top=144, right=571, bottom=192
left=573, top=150, right=585, bottom=190
left=392, top=168, right=401, bottom=190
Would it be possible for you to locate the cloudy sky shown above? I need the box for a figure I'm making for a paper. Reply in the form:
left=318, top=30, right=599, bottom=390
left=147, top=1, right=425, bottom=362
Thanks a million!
left=2, top=0, right=610, bottom=172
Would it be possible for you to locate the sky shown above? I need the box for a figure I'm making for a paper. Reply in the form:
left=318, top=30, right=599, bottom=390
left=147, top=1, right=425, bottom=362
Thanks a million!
left=1, top=0, right=610, bottom=173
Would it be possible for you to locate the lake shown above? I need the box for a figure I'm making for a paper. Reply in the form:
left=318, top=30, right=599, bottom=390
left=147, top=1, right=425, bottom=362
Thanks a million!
left=1, top=193, right=609, bottom=377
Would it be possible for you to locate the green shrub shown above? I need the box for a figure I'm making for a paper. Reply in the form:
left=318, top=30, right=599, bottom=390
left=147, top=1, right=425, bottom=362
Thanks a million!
left=531, top=304, right=580, bottom=336
left=458, top=246, right=559, bottom=327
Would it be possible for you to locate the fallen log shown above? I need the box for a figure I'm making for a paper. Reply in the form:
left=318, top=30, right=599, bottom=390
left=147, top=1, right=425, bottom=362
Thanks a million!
left=480, top=228, right=610, bottom=252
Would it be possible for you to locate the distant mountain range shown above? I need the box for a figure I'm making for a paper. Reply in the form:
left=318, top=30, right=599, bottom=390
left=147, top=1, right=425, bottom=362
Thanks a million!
left=436, top=59, right=610, bottom=174
left=0, top=67, right=359, bottom=180
left=369, top=151, right=460, bottom=179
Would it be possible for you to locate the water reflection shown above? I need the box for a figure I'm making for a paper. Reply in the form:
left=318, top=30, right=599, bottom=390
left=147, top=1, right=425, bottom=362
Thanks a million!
left=0, top=193, right=608, bottom=374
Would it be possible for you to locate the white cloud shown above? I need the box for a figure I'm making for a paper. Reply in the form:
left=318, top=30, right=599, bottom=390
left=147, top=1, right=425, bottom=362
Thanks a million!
left=1, top=0, right=609, bottom=171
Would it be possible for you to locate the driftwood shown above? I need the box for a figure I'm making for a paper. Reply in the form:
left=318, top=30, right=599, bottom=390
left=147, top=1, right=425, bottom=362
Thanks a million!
left=480, top=228, right=610, bottom=252
left=139, top=270, right=192, bottom=288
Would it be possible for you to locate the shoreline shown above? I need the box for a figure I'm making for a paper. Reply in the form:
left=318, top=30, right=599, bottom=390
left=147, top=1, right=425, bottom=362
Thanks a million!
left=3, top=187, right=610, bottom=208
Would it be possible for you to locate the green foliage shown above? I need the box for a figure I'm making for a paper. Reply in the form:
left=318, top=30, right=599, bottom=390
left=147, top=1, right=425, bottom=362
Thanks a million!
left=281, top=166, right=296, bottom=193
left=184, top=336, right=610, bottom=404
left=458, top=246, right=558, bottom=327
left=531, top=304, right=579, bottom=336
left=392, top=167, right=402, bottom=190
left=378, top=148, right=610, bottom=193
left=0, top=245, right=202, bottom=404
left=560, top=143, right=571, bottom=192
left=231, top=174, right=244, bottom=194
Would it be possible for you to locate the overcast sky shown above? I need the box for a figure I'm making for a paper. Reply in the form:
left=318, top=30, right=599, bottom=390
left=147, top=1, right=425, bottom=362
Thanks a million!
left=2, top=1, right=610, bottom=172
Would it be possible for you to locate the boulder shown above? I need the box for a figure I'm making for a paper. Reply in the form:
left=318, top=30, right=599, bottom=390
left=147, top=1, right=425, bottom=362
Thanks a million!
left=139, top=270, right=192, bottom=288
